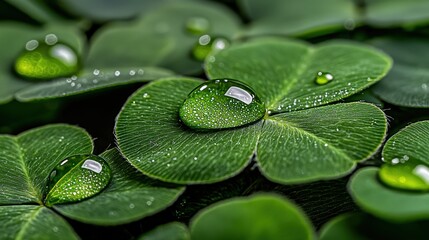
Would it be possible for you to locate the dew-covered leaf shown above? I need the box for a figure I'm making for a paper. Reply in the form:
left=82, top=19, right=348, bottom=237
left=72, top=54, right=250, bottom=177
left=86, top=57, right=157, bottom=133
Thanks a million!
left=190, top=194, right=315, bottom=240
left=206, top=38, right=392, bottom=114
left=54, top=148, right=184, bottom=225
left=0, top=205, right=78, bottom=240
left=371, top=38, right=429, bottom=107
left=0, top=22, right=85, bottom=104
left=138, top=222, right=190, bottom=240
left=364, top=0, right=429, bottom=27
left=349, top=121, right=429, bottom=221
left=87, top=1, right=241, bottom=74
left=15, top=67, right=174, bottom=102
left=239, top=0, right=357, bottom=37
left=349, top=167, right=429, bottom=221
left=258, top=103, right=387, bottom=184
left=0, top=124, right=93, bottom=205
left=115, top=78, right=261, bottom=184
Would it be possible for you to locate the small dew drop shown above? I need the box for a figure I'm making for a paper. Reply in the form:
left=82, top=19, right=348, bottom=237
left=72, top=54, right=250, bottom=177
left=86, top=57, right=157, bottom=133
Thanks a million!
left=191, top=35, right=230, bottom=61
left=45, top=34, right=58, bottom=45
left=93, top=69, right=100, bottom=76
left=114, top=70, right=121, bottom=76
left=315, top=71, right=334, bottom=85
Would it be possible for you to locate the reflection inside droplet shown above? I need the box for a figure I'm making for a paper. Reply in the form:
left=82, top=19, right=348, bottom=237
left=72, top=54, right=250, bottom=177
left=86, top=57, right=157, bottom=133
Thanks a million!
left=224, top=86, right=253, bottom=105
left=81, top=159, right=103, bottom=173
left=50, top=44, right=78, bottom=66
left=413, top=165, right=429, bottom=184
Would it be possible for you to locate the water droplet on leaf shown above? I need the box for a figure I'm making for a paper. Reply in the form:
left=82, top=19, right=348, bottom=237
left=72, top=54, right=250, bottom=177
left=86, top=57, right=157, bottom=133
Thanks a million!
left=185, top=17, right=210, bottom=35
left=379, top=157, right=429, bottom=191
left=314, top=71, right=334, bottom=85
left=179, top=79, right=265, bottom=129
left=14, top=35, right=80, bottom=80
left=191, top=34, right=229, bottom=61
left=44, top=154, right=111, bottom=207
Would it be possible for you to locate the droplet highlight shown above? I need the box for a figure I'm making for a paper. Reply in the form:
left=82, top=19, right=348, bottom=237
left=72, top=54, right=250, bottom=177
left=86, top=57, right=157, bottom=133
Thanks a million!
left=379, top=157, right=429, bottom=191
left=185, top=17, right=210, bottom=35
left=314, top=71, right=334, bottom=85
left=191, top=34, right=229, bottom=61
left=179, top=79, right=265, bottom=129
left=14, top=34, right=80, bottom=80
left=44, top=154, right=111, bottom=206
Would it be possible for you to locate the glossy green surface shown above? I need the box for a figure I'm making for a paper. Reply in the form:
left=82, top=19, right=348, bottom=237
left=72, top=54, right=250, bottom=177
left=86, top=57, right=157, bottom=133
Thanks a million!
left=315, top=71, right=334, bottom=85
left=44, top=154, right=111, bottom=206
left=179, top=79, right=265, bottom=129
left=14, top=34, right=80, bottom=80
left=191, top=35, right=229, bottom=61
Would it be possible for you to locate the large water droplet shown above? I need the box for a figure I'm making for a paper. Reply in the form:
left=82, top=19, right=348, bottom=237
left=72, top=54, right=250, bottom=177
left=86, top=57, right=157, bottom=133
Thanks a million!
left=191, top=34, right=229, bottom=61
left=314, top=71, right=334, bottom=85
left=14, top=35, right=80, bottom=80
left=379, top=156, right=429, bottom=191
left=179, top=79, right=265, bottom=129
left=44, top=154, right=111, bottom=206
left=185, top=17, right=210, bottom=35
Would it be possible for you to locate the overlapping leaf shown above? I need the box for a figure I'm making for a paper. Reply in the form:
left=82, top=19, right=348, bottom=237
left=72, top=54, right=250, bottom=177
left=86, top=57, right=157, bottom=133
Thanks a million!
left=0, top=22, right=85, bottom=104
left=190, top=194, right=314, bottom=240
left=139, top=222, right=190, bottom=240
left=371, top=38, right=429, bottom=107
left=364, top=0, right=429, bottom=27
left=87, top=1, right=241, bottom=74
left=349, top=121, right=429, bottom=221
left=319, top=212, right=429, bottom=240
left=239, top=0, right=357, bottom=37
left=15, top=67, right=174, bottom=101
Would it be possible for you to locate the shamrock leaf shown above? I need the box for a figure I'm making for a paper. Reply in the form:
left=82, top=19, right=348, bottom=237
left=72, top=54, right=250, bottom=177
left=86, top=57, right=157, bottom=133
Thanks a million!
left=371, top=38, right=429, bottom=107
left=190, top=194, right=315, bottom=240
left=349, top=121, right=429, bottom=221
left=0, top=124, right=184, bottom=239
left=115, top=38, right=391, bottom=184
